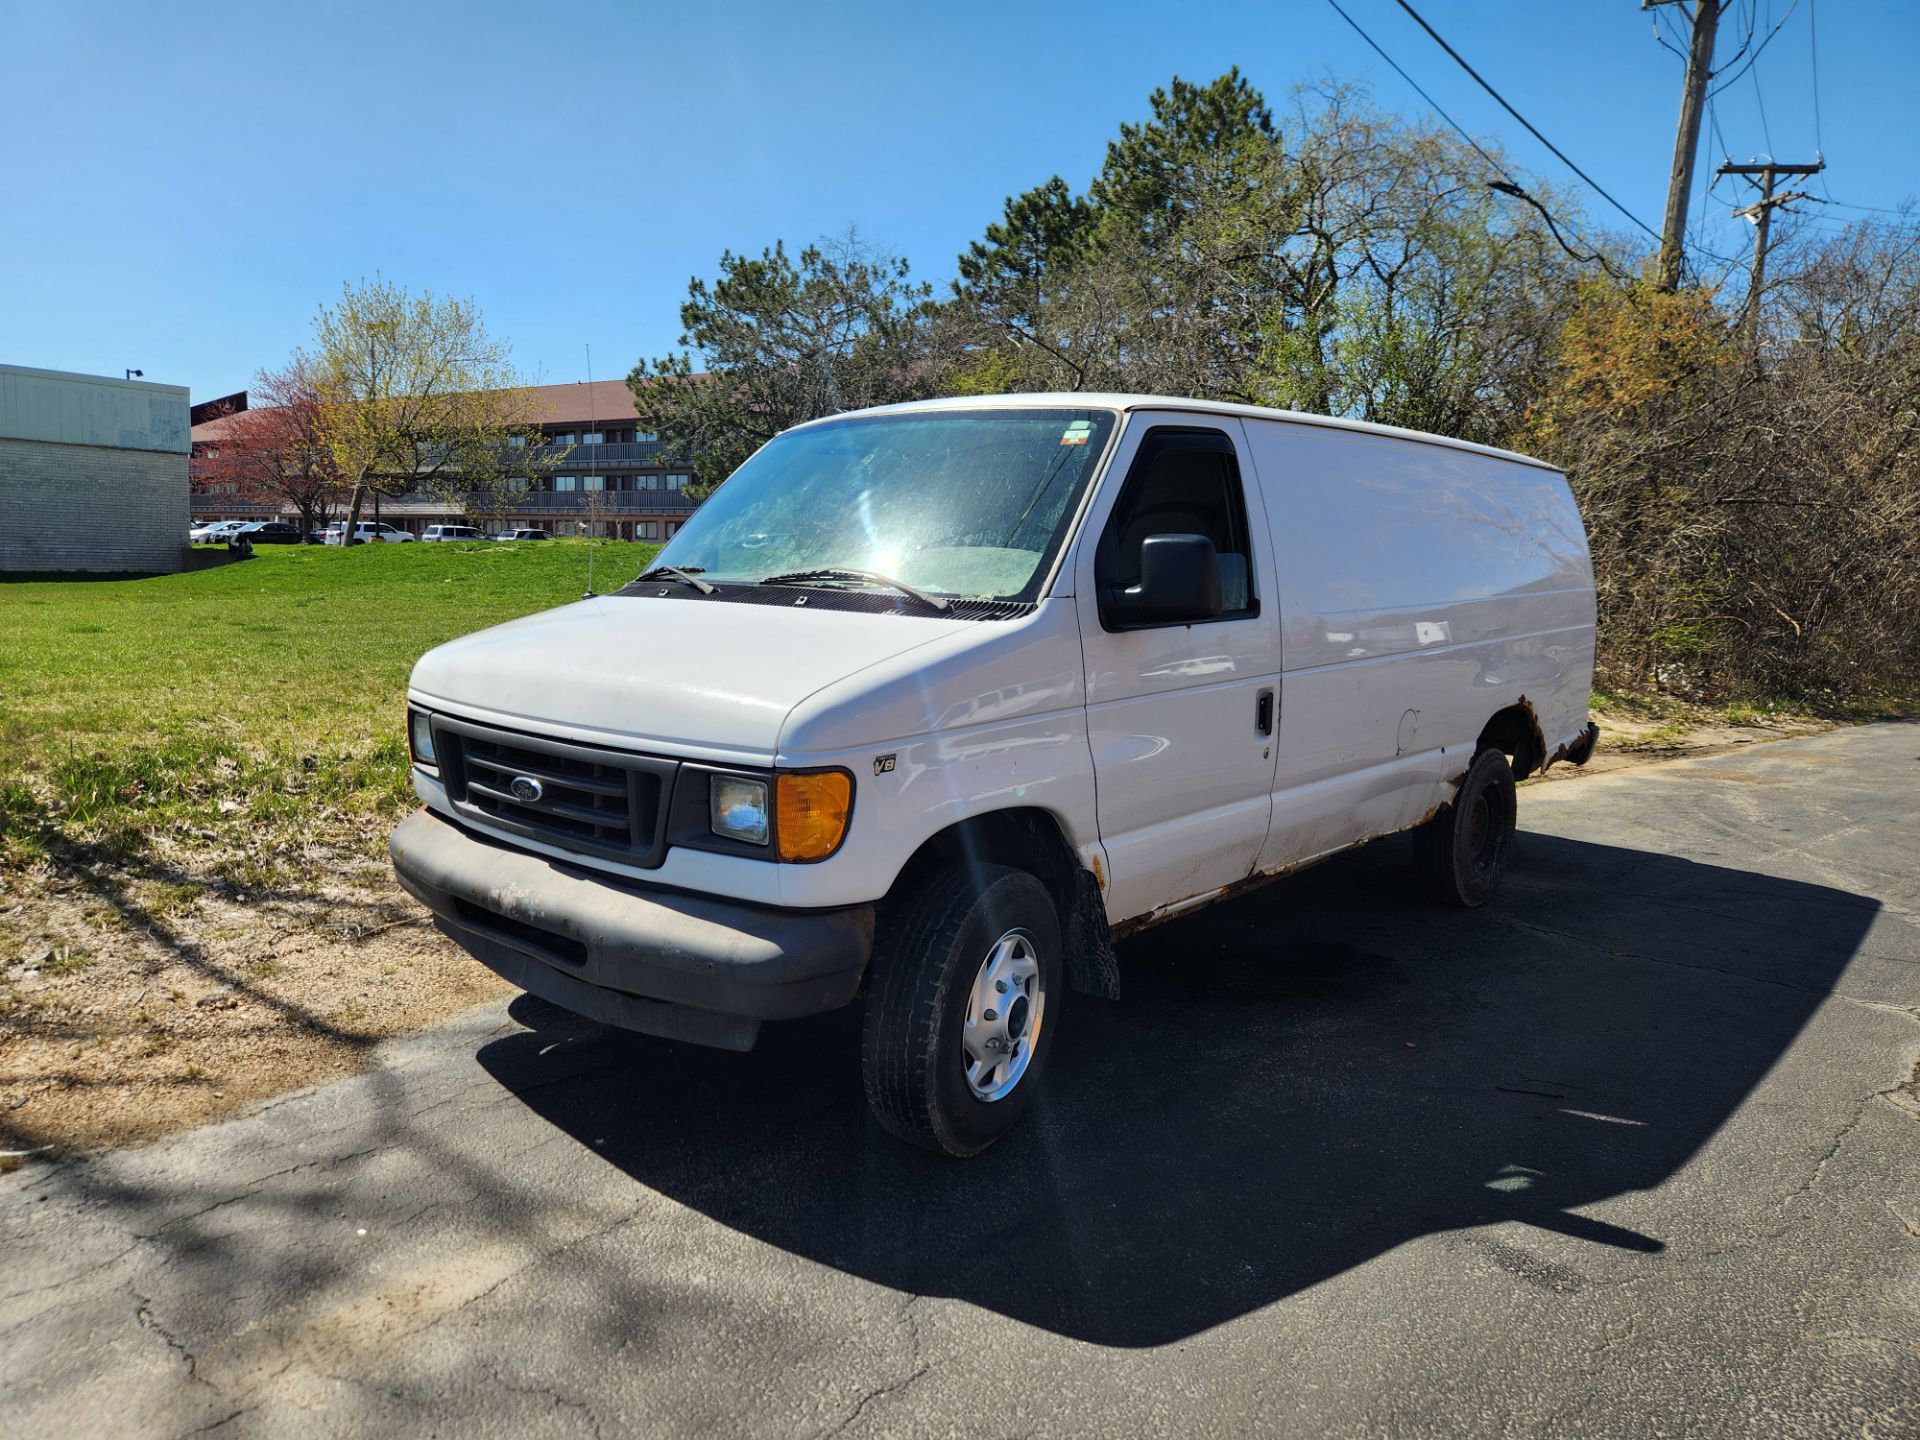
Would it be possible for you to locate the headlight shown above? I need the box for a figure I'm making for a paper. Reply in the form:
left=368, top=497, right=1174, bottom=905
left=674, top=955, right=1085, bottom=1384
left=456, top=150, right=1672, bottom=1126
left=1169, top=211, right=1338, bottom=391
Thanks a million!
left=408, top=708, right=437, bottom=766
left=710, top=775, right=770, bottom=846
left=776, top=771, right=853, bottom=863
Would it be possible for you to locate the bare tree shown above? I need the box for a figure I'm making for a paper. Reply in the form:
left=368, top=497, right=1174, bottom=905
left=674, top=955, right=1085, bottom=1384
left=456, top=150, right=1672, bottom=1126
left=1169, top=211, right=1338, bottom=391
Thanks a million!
left=1528, top=220, right=1920, bottom=700
left=309, top=277, right=543, bottom=543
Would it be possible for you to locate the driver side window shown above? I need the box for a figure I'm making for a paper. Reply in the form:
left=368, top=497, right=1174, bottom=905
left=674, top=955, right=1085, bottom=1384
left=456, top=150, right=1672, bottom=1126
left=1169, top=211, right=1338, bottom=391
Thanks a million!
left=1097, top=428, right=1257, bottom=622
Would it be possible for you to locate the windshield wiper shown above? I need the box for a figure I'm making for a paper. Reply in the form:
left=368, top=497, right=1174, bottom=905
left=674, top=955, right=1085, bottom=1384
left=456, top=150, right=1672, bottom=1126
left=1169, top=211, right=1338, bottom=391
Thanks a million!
left=635, top=565, right=715, bottom=595
left=758, top=568, right=950, bottom=612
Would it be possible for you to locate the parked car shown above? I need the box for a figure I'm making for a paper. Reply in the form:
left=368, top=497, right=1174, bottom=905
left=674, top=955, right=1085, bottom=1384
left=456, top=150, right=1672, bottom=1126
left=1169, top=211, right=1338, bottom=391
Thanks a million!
left=421, top=524, right=485, bottom=543
left=232, top=521, right=306, bottom=545
left=491, top=527, right=550, bottom=542
left=323, top=521, right=416, bottom=545
left=190, top=520, right=248, bottom=544
left=391, top=394, right=1598, bottom=1156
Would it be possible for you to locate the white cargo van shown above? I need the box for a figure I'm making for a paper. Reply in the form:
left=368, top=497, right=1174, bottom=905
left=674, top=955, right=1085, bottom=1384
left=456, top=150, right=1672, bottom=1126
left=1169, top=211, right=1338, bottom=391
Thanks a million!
left=392, top=395, right=1597, bottom=1154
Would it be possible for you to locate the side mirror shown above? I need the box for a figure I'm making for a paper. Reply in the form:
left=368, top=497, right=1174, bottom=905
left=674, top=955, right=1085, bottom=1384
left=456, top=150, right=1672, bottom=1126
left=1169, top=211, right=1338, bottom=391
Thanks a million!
left=1113, top=533, right=1223, bottom=625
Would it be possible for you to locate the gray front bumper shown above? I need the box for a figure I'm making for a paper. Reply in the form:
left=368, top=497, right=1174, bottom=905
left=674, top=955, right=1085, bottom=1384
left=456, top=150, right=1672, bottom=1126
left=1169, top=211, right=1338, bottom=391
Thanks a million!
left=390, top=809, right=874, bottom=1051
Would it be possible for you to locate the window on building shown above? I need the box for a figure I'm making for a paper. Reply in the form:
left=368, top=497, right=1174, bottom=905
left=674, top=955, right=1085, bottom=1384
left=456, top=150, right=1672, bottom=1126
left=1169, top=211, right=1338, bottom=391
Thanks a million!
left=554, top=475, right=578, bottom=492
left=636, top=431, right=657, bottom=442
left=508, top=476, right=531, bottom=494
left=553, top=432, right=576, bottom=447
left=583, top=431, right=604, bottom=445
left=637, top=473, right=660, bottom=489
left=509, top=435, right=527, bottom=449
left=638, top=521, right=658, bottom=540
left=665, top=521, right=681, bottom=537
left=583, top=475, right=606, bottom=491
left=665, top=473, right=691, bottom=491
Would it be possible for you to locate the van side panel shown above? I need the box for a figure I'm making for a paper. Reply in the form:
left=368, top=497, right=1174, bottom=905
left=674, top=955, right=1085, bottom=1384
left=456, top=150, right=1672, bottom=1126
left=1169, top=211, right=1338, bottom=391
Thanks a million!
left=1241, top=420, right=1595, bottom=873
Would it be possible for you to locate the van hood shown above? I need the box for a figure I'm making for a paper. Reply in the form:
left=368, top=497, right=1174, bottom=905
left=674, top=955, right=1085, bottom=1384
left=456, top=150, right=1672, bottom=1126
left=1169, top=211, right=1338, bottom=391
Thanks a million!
left=407, top=595, right=971, bottom=758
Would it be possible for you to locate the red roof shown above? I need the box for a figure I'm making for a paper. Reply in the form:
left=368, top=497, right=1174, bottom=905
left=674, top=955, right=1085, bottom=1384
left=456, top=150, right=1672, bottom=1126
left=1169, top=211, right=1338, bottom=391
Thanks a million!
left=191, top=376, right=694, bottom=444
left=525, top=379, right=647, bottom=427
left=190, top=409, right=254, bottom=444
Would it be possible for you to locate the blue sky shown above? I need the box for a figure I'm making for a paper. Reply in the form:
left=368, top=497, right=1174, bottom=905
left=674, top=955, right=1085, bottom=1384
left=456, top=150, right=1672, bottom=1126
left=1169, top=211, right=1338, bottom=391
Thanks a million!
left=2, top=1, right=1912, bottom=403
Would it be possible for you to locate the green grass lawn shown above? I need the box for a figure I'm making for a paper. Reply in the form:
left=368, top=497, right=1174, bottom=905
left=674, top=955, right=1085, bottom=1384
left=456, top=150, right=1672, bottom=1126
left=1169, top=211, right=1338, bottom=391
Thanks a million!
left=1, top=540, right=658, bottom=876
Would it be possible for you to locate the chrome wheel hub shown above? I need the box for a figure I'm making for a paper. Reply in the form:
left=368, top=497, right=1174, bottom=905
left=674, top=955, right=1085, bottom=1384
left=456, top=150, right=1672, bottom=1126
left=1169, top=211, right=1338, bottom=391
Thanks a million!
left=962, top=928, right=1044, bottom=1102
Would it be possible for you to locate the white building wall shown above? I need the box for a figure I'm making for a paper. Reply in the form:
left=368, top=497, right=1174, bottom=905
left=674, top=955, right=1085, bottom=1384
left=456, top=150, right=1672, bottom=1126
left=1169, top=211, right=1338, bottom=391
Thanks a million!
left=0, top=366, right=190, bottom=574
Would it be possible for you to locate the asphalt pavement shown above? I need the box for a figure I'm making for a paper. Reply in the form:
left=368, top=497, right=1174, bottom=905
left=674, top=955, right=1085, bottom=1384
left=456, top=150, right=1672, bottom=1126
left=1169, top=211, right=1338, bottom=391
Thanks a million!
left=3, top=724, right=1917, bottom=1437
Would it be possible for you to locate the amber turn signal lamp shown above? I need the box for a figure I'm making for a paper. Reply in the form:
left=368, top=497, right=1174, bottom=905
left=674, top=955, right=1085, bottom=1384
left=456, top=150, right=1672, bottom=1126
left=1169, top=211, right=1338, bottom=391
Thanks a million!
left=775, top=771, right=853, bottom=862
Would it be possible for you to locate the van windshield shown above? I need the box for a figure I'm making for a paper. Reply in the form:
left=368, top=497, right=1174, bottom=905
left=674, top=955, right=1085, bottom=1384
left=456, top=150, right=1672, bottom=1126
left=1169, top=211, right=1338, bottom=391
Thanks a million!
left=643, top=408, right=1118, bottom=602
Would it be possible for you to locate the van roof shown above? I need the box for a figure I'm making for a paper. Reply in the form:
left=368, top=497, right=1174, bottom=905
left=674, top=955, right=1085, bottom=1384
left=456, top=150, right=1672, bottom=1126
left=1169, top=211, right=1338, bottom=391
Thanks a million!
left=809, top=393, right=1562, bottom=473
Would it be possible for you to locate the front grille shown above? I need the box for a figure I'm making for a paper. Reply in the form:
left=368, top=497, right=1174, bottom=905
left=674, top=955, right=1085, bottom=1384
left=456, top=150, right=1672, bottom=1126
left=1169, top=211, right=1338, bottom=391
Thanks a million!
left=432, top=716, right=677, bottom=867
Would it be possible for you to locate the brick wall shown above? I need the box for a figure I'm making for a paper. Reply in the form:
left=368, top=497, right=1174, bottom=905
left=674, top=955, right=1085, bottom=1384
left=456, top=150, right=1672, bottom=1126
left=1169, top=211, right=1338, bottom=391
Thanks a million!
left=0, top=438, right=190, bottom=574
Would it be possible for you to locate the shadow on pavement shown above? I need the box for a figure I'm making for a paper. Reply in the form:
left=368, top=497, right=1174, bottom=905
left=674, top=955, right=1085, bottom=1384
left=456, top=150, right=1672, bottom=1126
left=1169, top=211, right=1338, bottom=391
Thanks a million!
left=476, top=831, right=1878, bottom=1348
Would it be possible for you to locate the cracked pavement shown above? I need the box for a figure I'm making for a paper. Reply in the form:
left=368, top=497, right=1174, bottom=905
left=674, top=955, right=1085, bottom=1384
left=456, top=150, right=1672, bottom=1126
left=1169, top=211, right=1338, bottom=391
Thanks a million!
left=2, top=724, right=1916, bottom=1437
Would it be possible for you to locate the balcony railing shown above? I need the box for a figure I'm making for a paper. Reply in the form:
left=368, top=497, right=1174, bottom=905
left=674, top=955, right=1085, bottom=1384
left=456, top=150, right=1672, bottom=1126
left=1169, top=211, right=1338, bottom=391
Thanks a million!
left=515, top=440, right=685, bottom=470
left=511, top=490, right=698, bottom=514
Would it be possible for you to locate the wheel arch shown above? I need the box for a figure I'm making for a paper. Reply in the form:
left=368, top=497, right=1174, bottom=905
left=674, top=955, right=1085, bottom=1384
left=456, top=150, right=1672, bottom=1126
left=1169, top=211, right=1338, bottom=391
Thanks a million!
left=1478, top=699, right=1548, bottom=781
left=885, top=806, right=1120, bottom=1000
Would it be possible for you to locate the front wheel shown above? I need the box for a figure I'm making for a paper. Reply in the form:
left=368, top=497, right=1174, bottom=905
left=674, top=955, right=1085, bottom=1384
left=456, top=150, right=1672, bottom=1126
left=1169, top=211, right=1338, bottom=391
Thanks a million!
left=1413, top=746, right=1517, bottom=907
left=860, top=864, right=1062, bottom=1157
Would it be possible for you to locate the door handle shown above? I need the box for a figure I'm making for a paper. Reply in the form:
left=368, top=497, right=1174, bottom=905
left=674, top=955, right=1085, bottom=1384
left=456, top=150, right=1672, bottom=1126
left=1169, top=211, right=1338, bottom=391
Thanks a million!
left=1255, top=688, right=1275, bottom=737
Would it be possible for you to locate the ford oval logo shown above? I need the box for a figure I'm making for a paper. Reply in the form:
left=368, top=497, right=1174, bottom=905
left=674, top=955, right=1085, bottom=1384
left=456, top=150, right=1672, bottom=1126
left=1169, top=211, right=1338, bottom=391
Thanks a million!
left=509, top=776, right=544, bottom=803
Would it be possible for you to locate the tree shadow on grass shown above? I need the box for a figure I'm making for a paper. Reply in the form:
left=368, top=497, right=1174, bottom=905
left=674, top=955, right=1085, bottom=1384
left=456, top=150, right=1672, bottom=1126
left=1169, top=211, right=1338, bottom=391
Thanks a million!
left=474, top=830, right=1879, bottom=1348
left=0, top=794, right=424, bottom=1151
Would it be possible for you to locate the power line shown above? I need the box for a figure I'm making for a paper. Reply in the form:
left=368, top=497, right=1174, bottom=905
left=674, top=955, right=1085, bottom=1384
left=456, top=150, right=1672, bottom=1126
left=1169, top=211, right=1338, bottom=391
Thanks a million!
left=1811, top=197, right=1917, bottom=218
left=1388, top=0, right=1662, bottom=241
left=1321, top=0, right=1622, bottom=272
left=1707, top=97, right=1733, bottom=182
left=1324, top=0, right=1509, bottom=182
left=1712, top=0, right=1759, bottom=77
left=1690, top=97, right=1750, bottom=268
left=1707, top=0, right=1799, bottom=97
left=1806, top=0, right=1823, bottom=148
left=1650, top=7, right=1690, bottom=63
left=1807, top=0, right=1829, bottom=198
left=1747, top=32, right=1774, bottom=154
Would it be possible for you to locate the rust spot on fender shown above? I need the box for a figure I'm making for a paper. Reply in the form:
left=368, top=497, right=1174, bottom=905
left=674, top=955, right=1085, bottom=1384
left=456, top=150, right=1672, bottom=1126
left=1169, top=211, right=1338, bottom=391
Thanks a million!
left=1089, top=853, right=1106, bottom=893
left=1111, top=788, right=1494, bottom=939
left=1112, top=879, right=1239, bottom=940
left=1513, top=695, right=1549, bottom=779
left=1506, top=698, right=1600, bottom=777
left=1113, top=843, right=1363, bottom=939
left=1555, top=720, right=1601, bottom=768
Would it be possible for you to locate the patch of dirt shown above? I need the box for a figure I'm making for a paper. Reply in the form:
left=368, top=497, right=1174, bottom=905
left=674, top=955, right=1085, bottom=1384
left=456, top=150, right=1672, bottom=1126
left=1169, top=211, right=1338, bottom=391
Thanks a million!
left=0, top=706, right=1845, bottom=1162
left=0, top=826, right=508, bottom=1162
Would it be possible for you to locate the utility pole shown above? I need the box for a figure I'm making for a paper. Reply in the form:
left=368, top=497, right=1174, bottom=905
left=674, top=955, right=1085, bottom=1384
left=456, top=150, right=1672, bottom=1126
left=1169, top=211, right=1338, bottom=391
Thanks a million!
left=1716, top=160, right=1825, bottom=345
left=1646, top=0, right=1720, bottom=291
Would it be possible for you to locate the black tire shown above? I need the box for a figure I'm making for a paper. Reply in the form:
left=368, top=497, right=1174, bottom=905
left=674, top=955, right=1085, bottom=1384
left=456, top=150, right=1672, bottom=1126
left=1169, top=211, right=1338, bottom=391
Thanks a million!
left=1413, top=746, right=1518, bottom=907
left=860, top=863, right=1063, bottom=1157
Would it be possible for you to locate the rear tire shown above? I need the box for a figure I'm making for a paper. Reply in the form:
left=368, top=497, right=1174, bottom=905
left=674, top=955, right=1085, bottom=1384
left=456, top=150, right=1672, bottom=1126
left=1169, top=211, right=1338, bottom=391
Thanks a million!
left=861, top=864, right=1062, bottom=1157
left=1413, top=746, right=1517, bottom=907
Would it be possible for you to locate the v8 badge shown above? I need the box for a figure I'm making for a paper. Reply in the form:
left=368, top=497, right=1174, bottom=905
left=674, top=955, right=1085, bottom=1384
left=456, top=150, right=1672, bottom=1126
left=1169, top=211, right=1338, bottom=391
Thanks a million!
left=873, top=753, right=897, bottom=776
